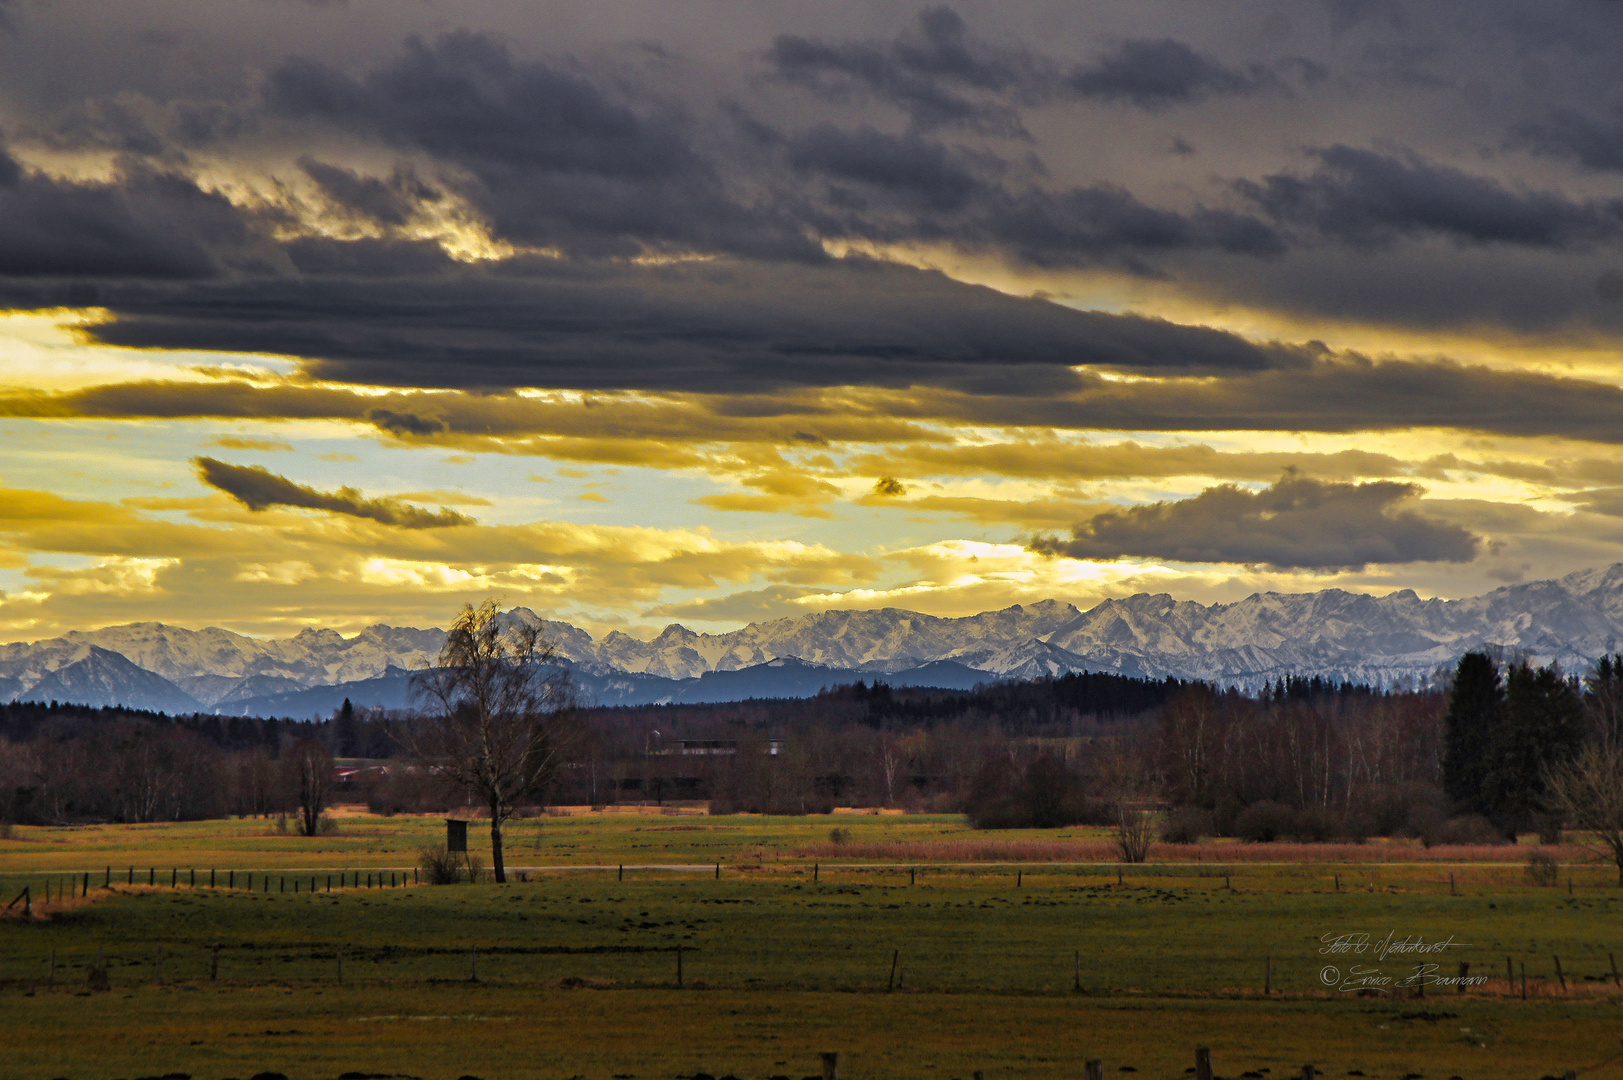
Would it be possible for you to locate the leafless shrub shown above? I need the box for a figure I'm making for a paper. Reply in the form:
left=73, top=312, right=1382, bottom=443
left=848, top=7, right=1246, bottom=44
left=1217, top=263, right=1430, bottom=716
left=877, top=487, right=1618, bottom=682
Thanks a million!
left=829, top=827, right=852, bottom=845
left=1114, top=805, right=1154, bottom=863
left=1526, top=849, right=1559, bottom=886
left=419, top=843, right=466, bottom=885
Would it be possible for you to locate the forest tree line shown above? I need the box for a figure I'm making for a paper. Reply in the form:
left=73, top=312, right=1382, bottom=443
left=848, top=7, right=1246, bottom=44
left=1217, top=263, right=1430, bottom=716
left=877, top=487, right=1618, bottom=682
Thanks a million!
left=0, top=658, right=1617, bottom=851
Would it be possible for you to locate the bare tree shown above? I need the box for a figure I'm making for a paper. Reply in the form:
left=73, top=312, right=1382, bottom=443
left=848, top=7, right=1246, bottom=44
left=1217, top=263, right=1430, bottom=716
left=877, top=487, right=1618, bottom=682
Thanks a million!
left=1114, top=804, right=1155, bottom=863
left=408, top=601, right=575, bottom=883
left=1543, top=740, right=1623, bottom=886
left=285, top=737, right=333, bottom=837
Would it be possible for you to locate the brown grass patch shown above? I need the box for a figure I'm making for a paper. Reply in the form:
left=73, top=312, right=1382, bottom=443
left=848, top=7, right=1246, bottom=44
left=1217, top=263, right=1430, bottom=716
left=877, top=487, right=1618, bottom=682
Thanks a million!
left=792, top=838, right=1582, bottom=863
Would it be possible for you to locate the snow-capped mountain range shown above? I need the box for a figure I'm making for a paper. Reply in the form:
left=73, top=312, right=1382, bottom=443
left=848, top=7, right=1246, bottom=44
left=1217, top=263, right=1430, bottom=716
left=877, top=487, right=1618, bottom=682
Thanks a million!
left=10, top=563, right=1623, bottom=716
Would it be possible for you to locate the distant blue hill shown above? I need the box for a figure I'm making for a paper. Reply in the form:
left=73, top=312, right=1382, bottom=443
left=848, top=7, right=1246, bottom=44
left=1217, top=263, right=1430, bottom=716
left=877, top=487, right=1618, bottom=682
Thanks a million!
left=224, top=657, right=1000, bottom=718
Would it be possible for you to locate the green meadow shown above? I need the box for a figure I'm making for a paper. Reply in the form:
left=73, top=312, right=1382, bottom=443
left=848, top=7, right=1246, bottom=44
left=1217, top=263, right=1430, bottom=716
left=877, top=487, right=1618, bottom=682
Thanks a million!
left=3, top=814, right=1622, bottom=1080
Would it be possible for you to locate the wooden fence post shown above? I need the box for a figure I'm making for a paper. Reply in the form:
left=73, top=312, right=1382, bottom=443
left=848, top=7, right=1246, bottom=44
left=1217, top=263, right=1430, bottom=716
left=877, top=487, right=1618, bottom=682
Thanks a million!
left=48, top=949, right=55, bottom=985
left=677, top=943, right=684, bottom=988
left=1074, top=949, right=1082, bottom=992
left=1195, top=1046, right=1213, bottom=1080
left=820, top=1052, right=839, bottom=1080
left=888, top=949, right=899, bottom=991
left=715, top=862, right=720, bottom=879
left=211, top=944, right=219, bottom=981
left=1521, top=961, right=1527, bottom=1000
left=1301, top=1066, right=1316, bottom=1080
left=1264, top=955, right=1271, bottom=995
left=1449, top=873, right=1456, bottom=895
left=1610, top=951, right=1620, bottom=988
left=1085, top=1060, right=1104, bottom=1080
left=1506, top=955, right=1513, bottom=995
left=910, top=867, right=915, bottom=885
left=1554, top=955, right=1567, bottom=992
left=814, top=863, right=819, bottom=883
left=1458, top=961, right=1469, bottom=993
left=619, top=864, right=623, bottom=881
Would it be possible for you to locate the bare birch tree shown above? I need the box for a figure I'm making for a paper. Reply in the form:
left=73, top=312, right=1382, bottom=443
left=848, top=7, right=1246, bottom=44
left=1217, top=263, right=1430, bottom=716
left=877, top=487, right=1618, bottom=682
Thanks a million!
left=1543, top=740, right=1623, bottom=886
left=408, top=601, right=575, bottom=883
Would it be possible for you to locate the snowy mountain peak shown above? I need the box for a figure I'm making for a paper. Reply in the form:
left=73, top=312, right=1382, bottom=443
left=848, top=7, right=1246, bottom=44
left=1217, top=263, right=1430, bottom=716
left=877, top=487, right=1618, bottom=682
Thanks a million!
left=10, top=564, right=1623, bottom=710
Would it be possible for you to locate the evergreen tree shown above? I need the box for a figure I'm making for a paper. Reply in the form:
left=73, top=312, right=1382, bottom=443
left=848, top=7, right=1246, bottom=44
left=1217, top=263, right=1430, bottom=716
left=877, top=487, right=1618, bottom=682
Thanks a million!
left=334, top=697, right=357, bottom=757
left=1443, top=652, right=1502, bottom=814
left=1482, top=662, right=1586, bottom=829
left=1585, top=654, right=1623, bottom=746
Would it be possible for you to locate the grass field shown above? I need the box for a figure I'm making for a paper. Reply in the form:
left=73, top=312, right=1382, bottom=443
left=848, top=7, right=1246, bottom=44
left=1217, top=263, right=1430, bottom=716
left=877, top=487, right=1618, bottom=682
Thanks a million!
left=3, top=812, right=1622, bottom=1080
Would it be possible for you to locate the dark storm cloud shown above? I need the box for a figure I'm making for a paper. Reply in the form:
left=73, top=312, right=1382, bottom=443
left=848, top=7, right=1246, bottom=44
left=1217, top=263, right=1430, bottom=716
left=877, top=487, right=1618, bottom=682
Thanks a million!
left=1515, top=106, right=1623, bottom=174
left=297, top=156, right=439, bottom=226
left=767, top=9, right=1282, bottom=131
left=768, top=7, right=1039, bottom=135
left=784, top=125, right=1284, bottom=265
left=193, top=456, right=472, bottom=527
left=280, top=236, right=458, bottom=276
left=787, top=125, right=984, bottom=212
left=930, top=357, right=1623, bottom=444
left=266, top=31, right=818, bottom=260
left=1237, top=146, right=1623, bottom=249
left=56, top=257, right=1301, bottom=394
left=0, top=144, right=259, bottom=278
left=1063, top=38, right=1275, bottom=109
left=1030, top=473, right=1478, bottom=569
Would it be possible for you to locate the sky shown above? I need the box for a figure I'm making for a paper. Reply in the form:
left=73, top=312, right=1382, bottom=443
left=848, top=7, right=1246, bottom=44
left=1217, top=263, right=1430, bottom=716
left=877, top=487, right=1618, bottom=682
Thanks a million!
left=5, top=0, right=1623, bottom=641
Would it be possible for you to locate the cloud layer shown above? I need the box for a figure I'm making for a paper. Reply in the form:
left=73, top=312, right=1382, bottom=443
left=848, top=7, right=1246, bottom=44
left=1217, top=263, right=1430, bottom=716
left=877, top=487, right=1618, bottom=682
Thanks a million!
left=1, top=2, right=1623, bottom=635
left=194, top=458, right=473, bottom=528
left=1031, top=474, right=1479, bottom=569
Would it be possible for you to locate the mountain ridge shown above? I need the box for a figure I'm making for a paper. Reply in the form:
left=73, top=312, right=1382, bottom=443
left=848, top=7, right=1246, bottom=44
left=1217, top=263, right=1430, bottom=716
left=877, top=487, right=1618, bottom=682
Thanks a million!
left=8, top=564, right=1623, bottom=714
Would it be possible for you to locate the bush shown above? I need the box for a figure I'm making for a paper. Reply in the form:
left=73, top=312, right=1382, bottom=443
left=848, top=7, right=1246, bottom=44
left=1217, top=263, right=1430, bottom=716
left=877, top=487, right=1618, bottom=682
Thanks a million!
left=419, top=843, right=473, bottom=885
left=1159, top=805, right=1211, bottom=844
left=1288, top=806, right=1340, bottom=843
left=317, top=815, right=340, bottom=836
left=1435, top=814, right=1506, bottom=846
left=1366, top=782, right=1449, bottom=838
left=828, top=827, right=852, bottom=845
left=1233, top=801, right=1295, bottom=843
left=965, top=752, right=1105, bottom=830
left=1526, top=849, right=1559, bottom=886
